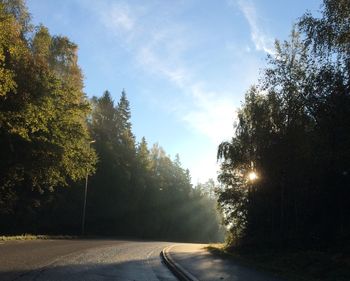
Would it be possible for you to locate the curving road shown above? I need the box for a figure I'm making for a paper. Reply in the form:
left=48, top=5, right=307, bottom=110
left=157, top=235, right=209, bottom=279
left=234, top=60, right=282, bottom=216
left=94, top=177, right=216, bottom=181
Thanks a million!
left=1, top=239, right=286, bottom=281
left=0, top=239, right=178, bottom=281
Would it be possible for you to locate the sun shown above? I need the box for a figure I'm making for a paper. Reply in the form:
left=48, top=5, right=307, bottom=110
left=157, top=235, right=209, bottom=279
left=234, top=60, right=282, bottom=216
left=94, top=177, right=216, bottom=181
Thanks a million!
left=247, top=171, right=258, bottom=182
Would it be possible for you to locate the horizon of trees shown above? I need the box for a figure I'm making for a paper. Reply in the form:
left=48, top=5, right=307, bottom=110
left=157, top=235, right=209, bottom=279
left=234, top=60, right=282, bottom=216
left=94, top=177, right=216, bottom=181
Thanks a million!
left=217, top=0, right=350, bottom=252
left=0, top=0, right=224, bottom=242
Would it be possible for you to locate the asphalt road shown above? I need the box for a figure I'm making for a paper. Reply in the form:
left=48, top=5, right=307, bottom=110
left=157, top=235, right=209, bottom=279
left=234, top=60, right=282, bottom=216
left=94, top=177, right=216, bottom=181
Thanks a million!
left=168, top=244, right=284, bottom=281
left=0, top=239, right=178, bottom=281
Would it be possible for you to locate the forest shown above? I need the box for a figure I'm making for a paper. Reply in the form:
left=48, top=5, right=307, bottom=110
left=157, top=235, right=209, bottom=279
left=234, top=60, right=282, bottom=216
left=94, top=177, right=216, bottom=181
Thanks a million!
left=217, top=0, right=350, bottom=253
left=0, top=0, right=223, bottom=242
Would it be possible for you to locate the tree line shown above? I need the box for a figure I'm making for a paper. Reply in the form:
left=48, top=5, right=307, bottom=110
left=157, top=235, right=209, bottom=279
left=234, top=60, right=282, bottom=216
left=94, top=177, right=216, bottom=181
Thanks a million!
left=0, top=0, right=223, bottom=242
left=217, top=0, right=350, bottom=251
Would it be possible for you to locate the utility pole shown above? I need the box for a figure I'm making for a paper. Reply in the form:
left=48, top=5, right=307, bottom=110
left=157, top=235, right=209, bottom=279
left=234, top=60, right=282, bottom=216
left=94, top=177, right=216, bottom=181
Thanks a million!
left=81, top=140, right=95, bottom=236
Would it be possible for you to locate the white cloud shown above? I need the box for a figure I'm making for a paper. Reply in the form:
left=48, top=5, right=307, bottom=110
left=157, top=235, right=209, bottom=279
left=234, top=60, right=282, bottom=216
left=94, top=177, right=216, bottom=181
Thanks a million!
left=101, top=2, right=135, bottom=34
left=134, top=45, right=235, bottom=146
left=183, top=84, right=236, bottom=145
left=136, top=46, right=188, bottom=87
left=235, top=0, right=275, bottom=55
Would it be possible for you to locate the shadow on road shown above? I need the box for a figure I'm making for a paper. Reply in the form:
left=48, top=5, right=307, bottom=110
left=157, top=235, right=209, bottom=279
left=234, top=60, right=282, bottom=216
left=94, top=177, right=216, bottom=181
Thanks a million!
left=0, top=258, right=173, bottom=281
left=168, top=245, right=285, bottom=281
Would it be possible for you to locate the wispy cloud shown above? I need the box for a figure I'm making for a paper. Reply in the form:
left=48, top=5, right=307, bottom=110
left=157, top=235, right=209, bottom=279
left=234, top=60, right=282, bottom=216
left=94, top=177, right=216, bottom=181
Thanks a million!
left=136, top=44, right=235, bottom=145
left=232, top=0, right=274, bottom=55
left=136, top=45, right=189, bottom=88
left=98, top=2, right=190, bottom=87
left=101, top=2, right=135, bottom=34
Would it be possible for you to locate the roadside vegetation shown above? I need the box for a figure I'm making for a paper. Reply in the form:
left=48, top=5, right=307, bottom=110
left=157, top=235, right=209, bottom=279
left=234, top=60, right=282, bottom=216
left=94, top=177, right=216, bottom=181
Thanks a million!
left=0, top=0, right=224, bottom=242
left=216, top=0, right=350, bottom=280
left=0, top=234, right=77, bottom=241
left=208, top=244, right=349, bottom=281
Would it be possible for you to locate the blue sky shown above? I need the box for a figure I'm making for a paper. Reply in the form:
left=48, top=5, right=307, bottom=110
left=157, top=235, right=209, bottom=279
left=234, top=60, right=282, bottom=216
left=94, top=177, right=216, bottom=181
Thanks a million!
left=27, top=0, right=322, bottom=184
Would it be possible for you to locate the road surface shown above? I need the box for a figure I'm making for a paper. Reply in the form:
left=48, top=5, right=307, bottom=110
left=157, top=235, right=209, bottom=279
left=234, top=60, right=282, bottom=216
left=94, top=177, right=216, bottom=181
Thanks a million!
left=0, top=239, right=285, bottom=281
left=167, top=244, right=284, bottom=281
left=0, top=239, right=178, bottom=281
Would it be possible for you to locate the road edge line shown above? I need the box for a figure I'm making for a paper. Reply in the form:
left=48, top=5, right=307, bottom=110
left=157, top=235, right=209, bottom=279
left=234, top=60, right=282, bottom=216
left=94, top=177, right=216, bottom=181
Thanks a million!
left=161, top=245, right=200, bottom=281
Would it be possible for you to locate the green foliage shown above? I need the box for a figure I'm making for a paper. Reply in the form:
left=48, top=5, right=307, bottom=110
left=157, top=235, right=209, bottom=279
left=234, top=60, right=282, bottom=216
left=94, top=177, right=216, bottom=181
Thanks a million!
left=217, top=0, right=350, bottom=250
left=0, top=0, right=31, bottom=34
left=0, top=0, right=96, bottom=218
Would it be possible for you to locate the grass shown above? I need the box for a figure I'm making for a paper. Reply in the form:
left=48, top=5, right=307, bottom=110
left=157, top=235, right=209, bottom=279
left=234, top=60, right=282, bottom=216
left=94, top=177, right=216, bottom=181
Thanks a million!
left=206, top=244, right=350, bottom=281
left=0, top=234, right=78, bottom=241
